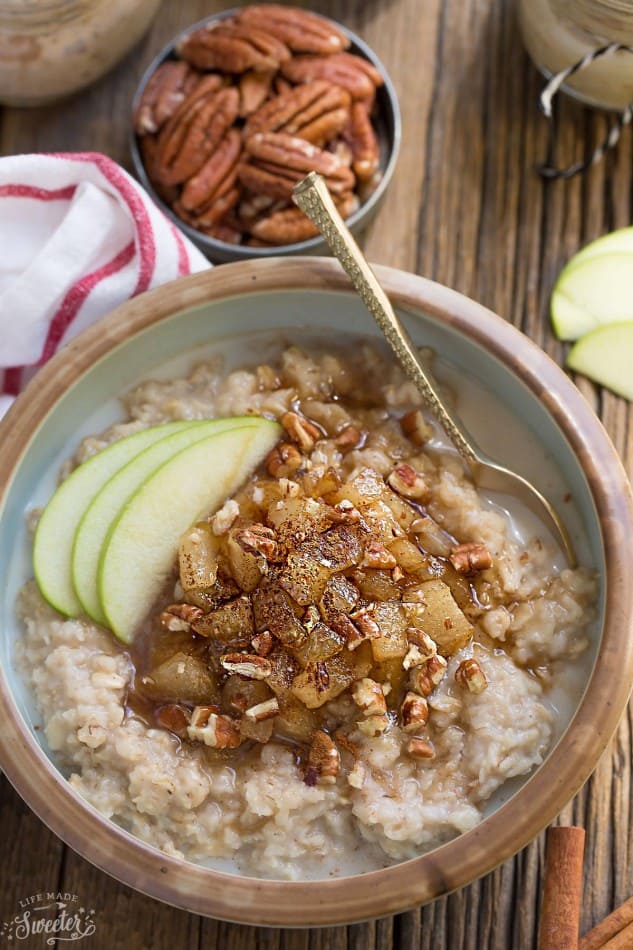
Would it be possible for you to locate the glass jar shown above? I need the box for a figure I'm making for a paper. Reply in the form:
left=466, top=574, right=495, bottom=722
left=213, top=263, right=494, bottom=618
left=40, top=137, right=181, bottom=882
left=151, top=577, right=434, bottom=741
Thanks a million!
left=0, top=0, right=161, bottom=107
left=518, top=0, right=633, bottom=110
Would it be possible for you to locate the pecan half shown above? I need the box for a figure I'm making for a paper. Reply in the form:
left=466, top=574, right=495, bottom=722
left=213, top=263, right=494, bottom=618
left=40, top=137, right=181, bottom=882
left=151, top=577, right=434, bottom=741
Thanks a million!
left=237, top=5, right=350, bottom=55
left=160, top=603, right=204, bottom=632
left=409, top=654, right=448, bottom=697
left=156, top=86, right=240, bottom=185
left=251, top=206, right=318, bottom=244
left=134, top=60, right=199, bottom=135
left=239, top=69, right=274, bottom=117
left=343, top=99, right=380, bottom=183
left=400, top=409, right=433, bottom=446
left=266, top=442, right=303, bottom=477
left=449, top=542, right=493, bottom=575
left=178, top=20, right=291, bottom=73
left=240, top=131, right=355, bottom=200
left=180, top=127, right=242, bottom=212
left=244, top=80, right=351, bottom=148
left=281, top=54, right=376, bottom=101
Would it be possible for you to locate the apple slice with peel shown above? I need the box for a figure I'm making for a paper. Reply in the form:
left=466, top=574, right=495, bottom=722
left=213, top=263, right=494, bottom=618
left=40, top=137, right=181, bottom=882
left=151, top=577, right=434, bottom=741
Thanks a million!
left=566, top=227, right=633, bottom=271
left=73, top=417, right=261, bottom=626
left=98, top=419, right=280, bottom=643
left=33, top=421, right=196, bottom=617
left=566, top=321, right=633, bottom=400
left=551, top=253, right=633, bottom=340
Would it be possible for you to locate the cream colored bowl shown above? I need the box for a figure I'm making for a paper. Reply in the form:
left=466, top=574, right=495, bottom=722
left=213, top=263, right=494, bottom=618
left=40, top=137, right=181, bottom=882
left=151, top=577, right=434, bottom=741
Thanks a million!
left=0, top=259, right=632, bottom=925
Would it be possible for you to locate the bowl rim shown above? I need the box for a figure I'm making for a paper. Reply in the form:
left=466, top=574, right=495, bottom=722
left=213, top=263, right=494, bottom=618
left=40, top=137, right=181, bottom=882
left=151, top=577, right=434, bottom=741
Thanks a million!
left=1, top=257, right=632, bottom=927
left=129, top=7, right=402, bottom=260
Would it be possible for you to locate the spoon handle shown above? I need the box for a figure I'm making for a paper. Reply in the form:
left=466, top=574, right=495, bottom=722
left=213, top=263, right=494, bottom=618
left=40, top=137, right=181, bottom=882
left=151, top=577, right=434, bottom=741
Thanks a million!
left=293, top=172, right=478, bottom=466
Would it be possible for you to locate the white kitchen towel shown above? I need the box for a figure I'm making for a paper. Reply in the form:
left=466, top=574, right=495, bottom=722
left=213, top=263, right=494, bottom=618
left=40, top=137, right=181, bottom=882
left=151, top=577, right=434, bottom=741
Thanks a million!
left=0, top=152, right=210, bottom=417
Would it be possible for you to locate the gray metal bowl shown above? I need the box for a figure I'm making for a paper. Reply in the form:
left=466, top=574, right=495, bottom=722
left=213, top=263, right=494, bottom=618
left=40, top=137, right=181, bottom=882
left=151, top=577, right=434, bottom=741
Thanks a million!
left=130, top=9, right=401, bottom=263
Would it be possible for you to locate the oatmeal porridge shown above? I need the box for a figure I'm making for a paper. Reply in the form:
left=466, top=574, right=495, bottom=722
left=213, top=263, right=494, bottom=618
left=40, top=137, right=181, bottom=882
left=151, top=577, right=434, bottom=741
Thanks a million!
left=16, top=342, right=597, bottom=880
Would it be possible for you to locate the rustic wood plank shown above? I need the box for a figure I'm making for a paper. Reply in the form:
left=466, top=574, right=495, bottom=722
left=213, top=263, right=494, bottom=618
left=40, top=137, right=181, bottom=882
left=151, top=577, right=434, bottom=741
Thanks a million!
left=1, top=0, right=632, bottom=946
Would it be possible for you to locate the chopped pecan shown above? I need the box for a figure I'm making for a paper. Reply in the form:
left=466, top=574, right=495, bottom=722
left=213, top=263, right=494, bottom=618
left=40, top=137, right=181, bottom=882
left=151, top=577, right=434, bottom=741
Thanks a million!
left=134, top=60, right=199, bottom=135
left=180, top=127, right=242, bottom=212
left=400, top=409, right=433, bottom=446
left=233, top=523, right=278, bottom=560
left=357, top=714, right=389, bottom=737
left=305, top=729, right=340, bottom=786
left=347, top=760, right=367, bottom=788
left=349, top=606, right=381, bottom=641
left=178, top=20, right=291, bottom=73
left=409, top=654, right=448, bottom=697
left=329, top=612, right=366, bottom=650
left=220, top=653, right=272, bottom=679
left=335, top=425, right=362, bottom=451
left=400, top=692, right=429, bottom=732
left=361, top=540, right=397, bottom=570
left=211, top=498, right=240, bottom=535
left=266, top=442, right=303, bottom=477
left=160, top=603, right=204, bottom=632
left=402, top=643, right=431, bottom=670
left=244, top=79, right=350, bottom=147
left=405, top=627, right=437, bottom=659
left=155, top=703, right=190, bottom=738
left=343, top=99, right=380, bottom=183
left=281, top=410, right=322, bottom=451
left=237, top=5, right=350, bottom=55
left=449, top=542, right=493, bottom=575
left=156, top=86, right=239, bottom=185
left=352, top=678, right=387, bottom=716
left=281, top=54, right=376, bottom=101
left=239, top=69, right=274, bottom=117
left=188, top=708, right=242, bottom=748
left=406, top=737, right=435, bottom=760
left=387, top=464, right=429, bottom=501
left=251, top=630, right=275, bottom=656
left=455, top=658, right=488, bottom=694
left=245, top=697, right=280, bottom=721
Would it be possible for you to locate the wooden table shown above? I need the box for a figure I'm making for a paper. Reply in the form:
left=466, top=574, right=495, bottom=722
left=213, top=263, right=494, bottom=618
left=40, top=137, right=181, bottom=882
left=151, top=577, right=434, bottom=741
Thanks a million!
left=1, top=1, right=632, bottom=947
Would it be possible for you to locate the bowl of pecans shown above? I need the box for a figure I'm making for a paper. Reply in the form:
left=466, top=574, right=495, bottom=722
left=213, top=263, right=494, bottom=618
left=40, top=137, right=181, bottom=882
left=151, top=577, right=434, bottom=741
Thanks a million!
left=130, top=5, right=400, bottom=261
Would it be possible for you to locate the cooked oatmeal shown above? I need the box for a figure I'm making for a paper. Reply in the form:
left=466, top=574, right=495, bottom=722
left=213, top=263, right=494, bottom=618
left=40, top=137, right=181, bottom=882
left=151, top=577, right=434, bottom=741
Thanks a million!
left=16, top=343, right=597, bottom=879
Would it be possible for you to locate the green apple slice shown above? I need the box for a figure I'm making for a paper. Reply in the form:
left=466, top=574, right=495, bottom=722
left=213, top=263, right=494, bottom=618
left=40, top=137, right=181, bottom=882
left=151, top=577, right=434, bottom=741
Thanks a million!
left=72, top=417, right=260, bottom=626
left=551, top=253, right=633, bottom=341
left=99, top=419, right=281, bottom=643
left=567, top=227, right=633, bottom=271
left=33, top=421, right=196, bottom=617
left=567, top=321, right=633, bottom=400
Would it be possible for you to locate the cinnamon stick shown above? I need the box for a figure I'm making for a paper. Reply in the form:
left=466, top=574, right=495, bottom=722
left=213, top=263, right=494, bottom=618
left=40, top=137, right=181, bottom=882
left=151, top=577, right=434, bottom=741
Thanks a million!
left=538, top=826, right=586, bottom=950
left=601, top=921, right=633, bottom=949
left=580, top=898, right=633, bottom=950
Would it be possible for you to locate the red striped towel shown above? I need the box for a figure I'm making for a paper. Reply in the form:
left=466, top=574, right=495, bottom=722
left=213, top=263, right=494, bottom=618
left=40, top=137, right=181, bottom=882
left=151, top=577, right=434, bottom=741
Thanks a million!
left=0, top=152, right=210, bottom=416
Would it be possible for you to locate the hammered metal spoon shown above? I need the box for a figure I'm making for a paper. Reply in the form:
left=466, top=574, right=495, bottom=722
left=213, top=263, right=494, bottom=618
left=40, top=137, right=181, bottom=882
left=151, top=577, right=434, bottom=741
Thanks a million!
left=292, top=172, right=575, bottom=565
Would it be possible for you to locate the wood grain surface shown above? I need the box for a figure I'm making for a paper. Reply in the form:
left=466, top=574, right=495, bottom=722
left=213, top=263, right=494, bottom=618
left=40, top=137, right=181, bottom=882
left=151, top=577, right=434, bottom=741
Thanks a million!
left=1, top=1, right=632, bottom=947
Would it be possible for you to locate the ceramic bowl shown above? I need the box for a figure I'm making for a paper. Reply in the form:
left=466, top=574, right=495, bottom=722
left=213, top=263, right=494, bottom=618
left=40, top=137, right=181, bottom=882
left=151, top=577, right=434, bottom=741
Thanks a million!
left=1, top=259, right=632, bottom=926
left=130, top=9, right=401, bottom=263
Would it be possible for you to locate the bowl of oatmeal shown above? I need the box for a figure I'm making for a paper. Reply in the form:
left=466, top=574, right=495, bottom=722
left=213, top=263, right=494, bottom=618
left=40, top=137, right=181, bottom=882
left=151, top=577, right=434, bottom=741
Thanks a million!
left=0, top=258, right=631, bottom=926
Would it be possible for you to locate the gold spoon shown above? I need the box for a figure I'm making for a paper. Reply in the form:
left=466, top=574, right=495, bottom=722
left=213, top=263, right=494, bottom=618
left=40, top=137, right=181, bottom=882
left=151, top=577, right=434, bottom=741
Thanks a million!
left=292, top=172, right=575, bottom=566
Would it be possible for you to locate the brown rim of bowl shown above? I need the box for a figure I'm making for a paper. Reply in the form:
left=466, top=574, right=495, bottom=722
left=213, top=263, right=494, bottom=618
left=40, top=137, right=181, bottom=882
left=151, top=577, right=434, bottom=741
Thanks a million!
left=0, top=258, right=632, bottom=927
left=129, top=8, right=401, bottom=262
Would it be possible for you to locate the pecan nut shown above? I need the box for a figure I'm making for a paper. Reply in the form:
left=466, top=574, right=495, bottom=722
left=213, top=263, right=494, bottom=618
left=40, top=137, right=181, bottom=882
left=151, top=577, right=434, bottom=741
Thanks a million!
left=352, top=677, right=387, bottom=716
left=244, top=79, right=351, bottom=148
left=180, top=128, right=242, bottom=212
left=178, top=20, right=291, bottom=73
left=343, top=100, right=380, bottom=183
left=449, top=542, right=493, bottom=575
left=251, top=206, right=319, bottom=245
left=280, top=410, right=321, bottom=451
left=239, top=69, right=274, bottom=117
left=455, top=658, right=488, bottom=694
left=134, top=60, right=199, bottom=135
left=387, top=464, right=429, bottom=501
left=281, top=53, right=377, bottom=101
left=237, top=5, right=350, bottom=55
left=220, top=652, right=273, bottom=679
left=188, top=708, right=242, bottom=749
left=400, top=692, right=429, bottom=732
left=240, top=131, right=355, bottom=201
left=160, top=603, right=204, bottom=632
left=304, top=729, right=340, bottom=786
left=155, top=86, right=240, bottom=185
left=406, top=737, right=435, bottom=759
